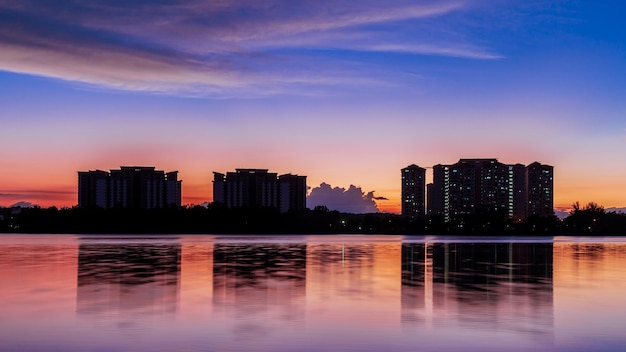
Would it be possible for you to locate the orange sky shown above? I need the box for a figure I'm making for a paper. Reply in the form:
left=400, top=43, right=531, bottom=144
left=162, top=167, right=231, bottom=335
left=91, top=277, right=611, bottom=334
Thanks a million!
left=0, top=162, right=622, bottom=214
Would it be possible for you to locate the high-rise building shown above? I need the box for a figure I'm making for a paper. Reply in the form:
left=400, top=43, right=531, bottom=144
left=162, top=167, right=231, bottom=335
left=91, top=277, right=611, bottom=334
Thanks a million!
left=78, top=170, right=109, bottom=208
left=213, top=169, right=306, bottom=212
left=78, top=166, right=181, bottom=209
left=431, top=159, right=511, bottom=222
left=426, top=159, right=553, bottom=222
left=511, top=163, right=528, bottom=221
left=279, top=174, right=307, bottom=212
left=527, top=162, right=554, bottom=217
left=401, top=164, right=426, bottom=218
left=213, top=169, right=278, bottom=208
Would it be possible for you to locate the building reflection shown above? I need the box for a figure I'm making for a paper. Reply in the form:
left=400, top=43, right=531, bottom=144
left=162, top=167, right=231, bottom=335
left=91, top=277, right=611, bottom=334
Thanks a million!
left=306, top=242, right=377, bottom=297
left=306, top=242, right=402, bottom=328
left=305, top=242, right=400, bottom=298
left=76, top=241, right=181, bottom=318
left=212, top=243, right=307, bottom=327
left=402, top=243, right=553, bottom=337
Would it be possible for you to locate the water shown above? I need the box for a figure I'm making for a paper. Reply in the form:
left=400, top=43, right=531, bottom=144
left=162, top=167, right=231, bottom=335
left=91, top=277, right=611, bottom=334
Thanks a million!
left=1, top=234, right=626, bottom=351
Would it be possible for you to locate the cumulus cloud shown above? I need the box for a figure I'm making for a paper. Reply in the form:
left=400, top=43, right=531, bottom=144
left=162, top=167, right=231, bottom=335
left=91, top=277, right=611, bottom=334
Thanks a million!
left=0, top=0, right=500, bottom=96
left=307, top=182, right=381, bottom=214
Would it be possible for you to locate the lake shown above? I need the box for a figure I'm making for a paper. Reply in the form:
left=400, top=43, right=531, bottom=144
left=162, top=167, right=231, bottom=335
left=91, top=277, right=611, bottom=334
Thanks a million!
left=1, top=234, right=625, bottom=351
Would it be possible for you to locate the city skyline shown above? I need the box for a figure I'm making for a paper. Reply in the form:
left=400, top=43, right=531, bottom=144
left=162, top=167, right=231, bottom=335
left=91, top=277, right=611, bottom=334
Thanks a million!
left=426, top=159, right=553, bottom=223
left=1, top=160, right=621, bottom=216
left=1, top=1, right=625, bottom=213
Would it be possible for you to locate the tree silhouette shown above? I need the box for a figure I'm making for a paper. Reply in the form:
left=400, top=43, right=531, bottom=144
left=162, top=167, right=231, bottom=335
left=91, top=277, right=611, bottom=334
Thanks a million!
left=564, top=201, right=626, bottom=234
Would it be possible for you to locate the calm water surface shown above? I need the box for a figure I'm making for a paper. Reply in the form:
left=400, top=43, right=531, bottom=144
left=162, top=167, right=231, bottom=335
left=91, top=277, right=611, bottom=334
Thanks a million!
left=1, top=234, right=625, bottom=351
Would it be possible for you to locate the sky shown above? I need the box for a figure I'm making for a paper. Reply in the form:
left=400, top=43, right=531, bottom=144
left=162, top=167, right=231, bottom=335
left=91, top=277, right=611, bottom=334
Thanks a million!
left=1, top=0, right=625, bottom=213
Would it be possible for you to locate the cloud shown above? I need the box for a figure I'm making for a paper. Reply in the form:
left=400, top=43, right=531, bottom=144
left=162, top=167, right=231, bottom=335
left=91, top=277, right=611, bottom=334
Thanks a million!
left=348, top=43, right=503, bottom=59
left=554, top=208, right=569, bottom=220
left=307, top=182, right=380, bottom=214
left=0, top=0, right=499, bottom=96
left=0, top=189, right=75, bottom=207
left=0, top=190, right=74, bottom=200
left=9, top=201, right=38, bottom=208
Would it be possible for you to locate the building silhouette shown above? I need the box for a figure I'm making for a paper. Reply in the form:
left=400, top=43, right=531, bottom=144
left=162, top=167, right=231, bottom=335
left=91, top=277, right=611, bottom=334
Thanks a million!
left=78, top=166, right=181, bottom=209
left=401, top=164, right=426, bottom=218
left=429, top=159, right=527, bottom=222
left=213, top=169, right=306, bottom=212
left=279, top=174, right=308, bottom=213
left=405, top=159, right=553, bottom=222
left=527, top=162, right=555, bottom=217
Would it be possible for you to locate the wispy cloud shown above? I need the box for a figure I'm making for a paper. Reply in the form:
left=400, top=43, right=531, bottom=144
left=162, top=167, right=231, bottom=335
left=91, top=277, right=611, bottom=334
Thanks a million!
left=0, top=189, right=75, bottom=200
left=352, top=43, right=503, bottom=59
left=0, top=0, right=500, bottom=95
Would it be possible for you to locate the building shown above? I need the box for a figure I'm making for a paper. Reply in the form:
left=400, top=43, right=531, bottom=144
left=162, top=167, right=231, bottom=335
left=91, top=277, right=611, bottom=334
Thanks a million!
left=78, top=170, right=109, bottom=208
left=430, top=159, right=512, bottom=221
left=427, top=167, right=444, bottom=217
left=426, top=159, right=553, bottom=222
left=78, top=166, right=181, bottom=209
left=511, top=163, right=528, bottom=221
left=527, top=162, right=554, bottom=217
left=279, top=174, right=307, bottom=213
left=401, top=164, right=426, bottom=218
left=213, top=169, right=306, bottom=212
left=213, top=169, right=279, bottom=209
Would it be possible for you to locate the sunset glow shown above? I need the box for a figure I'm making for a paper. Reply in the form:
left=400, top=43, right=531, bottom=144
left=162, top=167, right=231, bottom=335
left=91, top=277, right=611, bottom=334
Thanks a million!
left=1, top=1, right=625, bottom=212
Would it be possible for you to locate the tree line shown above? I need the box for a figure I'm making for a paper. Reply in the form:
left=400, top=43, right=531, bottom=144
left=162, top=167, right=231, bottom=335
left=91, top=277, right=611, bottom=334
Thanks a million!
left=0, top=202, right=625, bottom=235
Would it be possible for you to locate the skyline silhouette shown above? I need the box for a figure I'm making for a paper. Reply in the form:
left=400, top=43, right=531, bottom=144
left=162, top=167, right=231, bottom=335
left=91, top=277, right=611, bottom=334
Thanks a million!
left=2, top=160, right=626, bottom=218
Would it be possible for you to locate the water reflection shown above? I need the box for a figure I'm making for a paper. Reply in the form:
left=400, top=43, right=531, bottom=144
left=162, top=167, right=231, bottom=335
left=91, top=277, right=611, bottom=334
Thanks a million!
left=77, top=242, right=181, bottom=318
left=402, top=243, right=553, bottom=339
left=1, top=235, right=626, bottom=351
left=306, top=243, right=383, bottom=301
left=212, top=243, right=307, bottom=332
